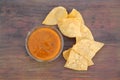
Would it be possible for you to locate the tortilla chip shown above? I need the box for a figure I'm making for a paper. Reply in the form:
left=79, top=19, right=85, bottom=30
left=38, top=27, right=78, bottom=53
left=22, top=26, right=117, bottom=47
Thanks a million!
left=72, top=39, right=104, bottom=59
left=63, top=48, right=94, bottom=66
left=72, top=50, right=94, bottom=66
left=76, top=24, right=94, bottom=42
left=68, top=9, right=84, bottom=24
left=63, top=48, right=71, bottom=60
left=42, top=6, right=68, bottom=25
left=64, top=50, right=88, bottom=70
left=58, top=18, right=81, bottom=38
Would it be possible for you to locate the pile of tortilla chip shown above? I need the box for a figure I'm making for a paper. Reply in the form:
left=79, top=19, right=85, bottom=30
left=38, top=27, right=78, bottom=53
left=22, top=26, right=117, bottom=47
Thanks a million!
left=42, top=6, right=104, bottom=71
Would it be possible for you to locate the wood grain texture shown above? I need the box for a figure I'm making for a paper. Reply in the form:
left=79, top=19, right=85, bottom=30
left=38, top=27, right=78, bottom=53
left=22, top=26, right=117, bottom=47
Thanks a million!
left=0, top=0, right=120, bottom=80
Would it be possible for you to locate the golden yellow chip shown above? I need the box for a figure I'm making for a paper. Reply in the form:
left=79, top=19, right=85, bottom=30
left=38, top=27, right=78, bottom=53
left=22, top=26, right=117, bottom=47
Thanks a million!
left=58, top=18, right=81, bottom=38
left=72, top=39, right=104, bottom=59
left=42, top=6, right=68, bottom=25
left=63, top=48, right=71, bottom=60
left=64, top=50, right=88, bottom=70
left=68, top=9, right=84, bottom=24
left=63, top=48, right=94, bottom=66
left=72, top=50, right=94, bottom=66
left=76, top=24, right=94, bottom=42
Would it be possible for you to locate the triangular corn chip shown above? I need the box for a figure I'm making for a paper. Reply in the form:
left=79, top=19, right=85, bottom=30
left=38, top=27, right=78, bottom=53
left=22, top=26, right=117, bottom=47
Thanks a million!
left=76, top=24, right=94, bottom=42
left=42, top=6, right=68, bottom=25
left=68, top=9, right=84, bottom=24
left=72, top=39, right=104, bottom=59
left=63, top=48, right=71, bottom=60
left=64, top=50, right=88, bottom=70
left=58, top=18, right=81, bottom=38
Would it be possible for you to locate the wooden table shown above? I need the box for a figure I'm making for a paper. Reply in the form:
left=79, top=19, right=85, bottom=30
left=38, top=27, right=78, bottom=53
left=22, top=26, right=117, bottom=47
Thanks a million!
left=0, top=0, right=120, bottom=80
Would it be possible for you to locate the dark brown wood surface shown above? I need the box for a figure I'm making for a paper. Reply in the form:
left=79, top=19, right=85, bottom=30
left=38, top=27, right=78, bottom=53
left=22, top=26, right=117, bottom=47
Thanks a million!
left=0, top=0, right=120, bottom=80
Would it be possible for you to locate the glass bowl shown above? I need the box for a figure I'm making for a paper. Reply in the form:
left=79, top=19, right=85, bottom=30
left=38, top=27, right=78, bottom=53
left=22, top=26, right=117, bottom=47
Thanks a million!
left=25, top=26, right=64, bottom=62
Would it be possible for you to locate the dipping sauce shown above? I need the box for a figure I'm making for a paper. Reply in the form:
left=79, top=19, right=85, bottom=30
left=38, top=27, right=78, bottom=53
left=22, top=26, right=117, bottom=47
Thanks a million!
left=26, top=26, right=63, bottom=62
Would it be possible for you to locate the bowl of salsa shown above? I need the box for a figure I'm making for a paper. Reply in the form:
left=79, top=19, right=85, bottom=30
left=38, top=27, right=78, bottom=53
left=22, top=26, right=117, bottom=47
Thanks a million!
left=25, top=26, right=64, bottom=62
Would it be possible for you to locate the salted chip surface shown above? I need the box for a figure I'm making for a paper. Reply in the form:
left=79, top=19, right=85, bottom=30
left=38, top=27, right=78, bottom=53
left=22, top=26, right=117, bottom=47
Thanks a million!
left=63, top=48, right=71, bottom=60
left=76, top=24, right=94, bottom=42
left=68, top=9, right=84, bottom=24
left=72, top=39, right=104, bottom=59
left=58, top=18, right=81, bottom=38
left=42, top=6, right=68, bottom=25
left=64, top=50, right=88, bottom=70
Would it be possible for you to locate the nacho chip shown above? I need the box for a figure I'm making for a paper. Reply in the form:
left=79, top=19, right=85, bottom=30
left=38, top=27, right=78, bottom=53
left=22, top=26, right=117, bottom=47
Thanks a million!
left=63, top=48, right=71, bottom=60
left=76, top=24, right=94, bottom=42
left=73, top=50, right=94, bottom=66
left=72, top=39, right=104, bottom=59
left=63, top=48, right=94, bottom=66
left=42, top=6, right=68, bottom=25
left=64, top=50, right=88, bottom=70
left=68, top=9, right=84, bottom=24
left=58, top=18, right=81, bottom=38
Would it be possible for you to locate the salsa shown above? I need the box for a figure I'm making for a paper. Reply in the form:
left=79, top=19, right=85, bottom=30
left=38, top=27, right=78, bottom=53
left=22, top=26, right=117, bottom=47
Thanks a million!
left=27, top=27, right=62, bottom=61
